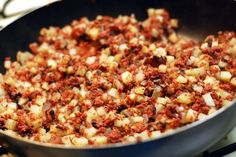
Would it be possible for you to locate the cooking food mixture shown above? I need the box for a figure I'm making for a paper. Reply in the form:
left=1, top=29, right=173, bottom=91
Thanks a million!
left=0, top=9, right=236, bottom=146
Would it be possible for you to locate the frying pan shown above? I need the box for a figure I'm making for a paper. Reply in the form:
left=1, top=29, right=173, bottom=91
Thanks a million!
left=0, top=0, right=236, bottom=157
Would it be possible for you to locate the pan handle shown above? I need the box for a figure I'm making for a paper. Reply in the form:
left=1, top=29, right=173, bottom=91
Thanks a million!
left=202, top=142, right=236, bottom=157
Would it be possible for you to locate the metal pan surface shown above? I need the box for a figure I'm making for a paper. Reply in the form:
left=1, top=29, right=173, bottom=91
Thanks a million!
left=0, top=0, right=236, bottom=157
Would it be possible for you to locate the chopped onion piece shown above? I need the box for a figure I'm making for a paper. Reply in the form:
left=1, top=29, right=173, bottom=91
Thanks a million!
left=202, top=93, right=215, bottom=107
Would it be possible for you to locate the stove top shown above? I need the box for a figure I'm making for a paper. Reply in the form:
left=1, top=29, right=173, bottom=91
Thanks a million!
left=203, top=127, right=236, bottom=157
left=0, top=1, right=236, bottom=157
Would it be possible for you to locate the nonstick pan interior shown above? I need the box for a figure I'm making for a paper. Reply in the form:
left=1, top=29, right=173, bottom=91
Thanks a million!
left=0, top=1, right=236, bottom=157
left=0, top=0, right=236, bottom=73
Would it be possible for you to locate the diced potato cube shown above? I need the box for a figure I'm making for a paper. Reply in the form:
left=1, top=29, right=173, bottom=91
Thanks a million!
left=84, top=127, right=97, bottom=138
left=121, top=71, right=133, bottom=84
left=229, top=38, right=236, bottom=46
left=176, top=75, right=187, bottom=83
left=151, top=28, right=159, bottom=38
left=170, top=19, right=178, bottom=28
left=113, top=79, right=124, bottom=90
left=184, top=109, right=198, bottom=123
left=153, top=48, right=167, bottom=57
left=152, top=86, right=162, bottom=97
left=101, top=47, right=111, bottom=55
left=85, top=71, right=93, bottom=81
left=35, top=96, right=46, bottom=106
left=217, top=89, right=230, bottom=98
left=106, top=56, right=115, bottom=65
left=30, top=105, right=42, bottom=116
left=107, top=88, right=119, bottom=98
left=42, top=82, right=49, bottom=90
left=201, top=43, right=208, bottom=49
left=32, top=119, right=43, bottom=130
left=197, top=59, right=209, bottom=68
left=134, top=87, right=146, bottom=95
left=129, top=25, right=138, bottom=34
left=47, top=59, right=57, bottom=70
left=155, top=103, right=164, bottom=113
left=192, top=84, right=203, bottom=93
left=69, top=48, right=77, bottom=55
left=86, top=107, right=98, bottom=122
left=230, top=77, right=236, bottom=86
left=90, top=136, right=107, bottom=145
left=76, top=68, right=86, bottom=76
left=96, top=107, right=106, bottom=116
left=109, top=61, right=118, bottom=69
left=150, top=131, right=161, bottom=138
left=39, top=133, right=51, bottom=143
left=67, top=66, right=74, bottom=74
left=86, top=56, right=96, bottom=65
left=185, top=67, right=205, bottom=76
left=0, top=102, right=7, bottom=113
left=219, top=71, right=232, bottom=82
left=134, top=130, right=149, bottom=140
left=135, top=70, right=145, bottom=82
left=176, top=106, right=184, bottom=112
left=86, top=27, right=99, bottom=40
left=131, top=116, right=144, bottom=123
left=149, top=44, right=156, bottom=51
left=69, top=99, right=78, bottom=106
left=232, top=45, right=236, bottom=57
left=17, top=51, right=33, bottom=64
left=198, top=113, right=207, bottom=120
left=218, top=60, right=228, bottom=68
left=136, top=95, right=144, bottom=102
left=186, top=76, right=196, bottom=83
left=187, top=56, right=197, bottom=66
left=204, top=76, right=218, bottom=85
left=4, top=77, right=15, bottom=85
left=154, top=9, right=165, bottom=16
left=58, top=113, right=66, bottom=123
left=148, top=8, right=164, bottom=16
left=62, top=135, right=74, bottom=145
left=105, top=111, right=116, bottom=120
left=129, top=37, right=138, bottom=44
left=169, top=32, right=178, bottom=43
left=99, top=53, right=108, bottom=64
left=202, top=93, right=215, bottom=107
left=114, top=118, right=130, bottom=127
left=156, top=97, right=168, bottom=104
left=192, top=47, right=201, bottom=57
left=0, top=74, right=3, bottom=83
left=72, top=87, right=80, bottom=94
left=5, top=119, right=16, bottom=130
left=119, top=44, right=128, bottom=51
left=124, top=135, right=136, bottom=143
left=158, top=64, right=167, bottom=73
left=114, top=53, right=123, bottom=62
left=166, top=55, right=175, bottom=63
left=208, top=107, right=216, bottom=114
left=51, top=92, right=61, bottom=102
left=177, top=93, right=192, bottom=105
left=128, top=93, right=136, bottom=100
left=72, top=137, right=88, bottom=147
left=7, top=102, right=17, bottom=110
left=4, top=60, right=11, bottom=69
